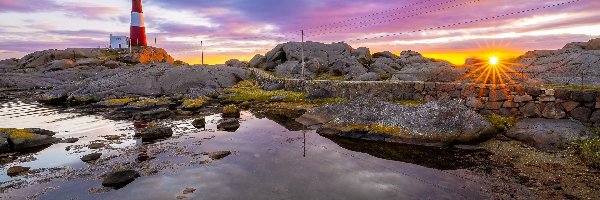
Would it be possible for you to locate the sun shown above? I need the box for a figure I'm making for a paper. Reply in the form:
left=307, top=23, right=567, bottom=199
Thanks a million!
left=489, top=56, right=499, bottom=65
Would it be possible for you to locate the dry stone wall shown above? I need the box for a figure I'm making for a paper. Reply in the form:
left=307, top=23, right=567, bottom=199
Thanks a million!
left=251, top=68, right=600, bottom=126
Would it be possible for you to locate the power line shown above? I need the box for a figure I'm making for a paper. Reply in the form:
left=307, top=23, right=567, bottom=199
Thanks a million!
left=307, top=0, right=482, bottom=37
left=306, top=0, right=466, bottom=35
left=343, top=0, right=581, bottom=42
left=298, top=0, right=435, bottom=32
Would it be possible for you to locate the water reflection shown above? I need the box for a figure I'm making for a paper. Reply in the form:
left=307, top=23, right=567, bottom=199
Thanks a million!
left=0, top=101, right=491, bottom=199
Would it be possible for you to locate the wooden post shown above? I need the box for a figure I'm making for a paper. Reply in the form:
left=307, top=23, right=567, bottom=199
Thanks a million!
left=301, top=30, right=305, bottom=80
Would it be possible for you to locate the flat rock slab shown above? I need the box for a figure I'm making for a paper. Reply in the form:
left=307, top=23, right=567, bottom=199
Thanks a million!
left=217, top=119, right=240, bottom=132
left=102, top=170, right=140, bottom=188
left=81, top=153, right=102, bottom=162
left=134, top=126, right=173, bottom=140
left=506, top=118, right=595, bottom=150
left=299, top=98, right=496, bottom=146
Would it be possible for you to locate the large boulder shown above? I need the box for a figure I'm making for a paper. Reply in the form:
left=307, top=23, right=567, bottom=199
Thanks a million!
left=225, top=59, right=248, bottom=68
left=515, top=38, right=600, bottom=85
left=297, top=98, right=496, bottom=146
left=506, top=118, right=595, bottom=150
left=43, top=65, right=249, bottom=100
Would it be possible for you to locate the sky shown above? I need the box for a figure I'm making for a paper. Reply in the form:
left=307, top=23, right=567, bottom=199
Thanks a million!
left=0, top=0, right=599, bottom=65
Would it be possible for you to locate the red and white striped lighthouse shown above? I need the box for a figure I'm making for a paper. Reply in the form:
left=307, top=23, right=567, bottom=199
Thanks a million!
left=131, top=0, right=147, bottom=46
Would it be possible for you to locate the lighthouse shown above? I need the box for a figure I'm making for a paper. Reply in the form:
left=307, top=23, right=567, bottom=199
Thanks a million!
left=131, top=0, right=147, bottom=46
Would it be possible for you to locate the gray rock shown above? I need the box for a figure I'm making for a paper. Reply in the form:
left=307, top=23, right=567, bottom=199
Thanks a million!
left=590, top=110, right=600, bottom=127
left=261, top=82, right=284, bottom=91
left=134, top=126, right=173, bottom=140
left=59, top=138, right=79, bottom=143
left=270, top=95, right=286, bottom=101
left=81, top=153, right=102, bottom=162
left=352, top=47, right=372, bottom=65
left=225, top=59, right=248, bottom=68
left=357, top=72, right=380, bottom=81
left=372, top=51, right=398, bottom=59
left=249, top=54, right=266, bottom=68
left=133, top=108, right=174, bottom=121
left=506, top=118, right=595, bottom=150
left=515, top=38, right=600, bottom=85
left=303, top=98, right=496, bottom=146
left=305, top=88, right=333, bottom=100
left=569, top=107, right=592, bottom=122
left=520, top=102, right=542, bottom=118
left=542, top=102, right=566, bottom=119
left=102, top=170, right=140, bottom=188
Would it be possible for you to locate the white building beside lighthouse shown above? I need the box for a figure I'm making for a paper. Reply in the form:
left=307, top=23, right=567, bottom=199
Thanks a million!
left=109, top=34, right=129, bottom=49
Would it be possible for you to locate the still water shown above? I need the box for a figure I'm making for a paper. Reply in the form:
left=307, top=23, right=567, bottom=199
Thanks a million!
left=0, top=100, right=491, bottom=199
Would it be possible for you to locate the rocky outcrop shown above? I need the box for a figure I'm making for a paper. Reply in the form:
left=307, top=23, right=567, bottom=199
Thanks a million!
left=248, top=42, right=465, bottom=81
left=297, top=98, right=496, bottom=146
left=41, top=65, right=248, bottom=100
left=506, top=119, right=595, bottom=150
left=515, top=38, right=600, bottom=85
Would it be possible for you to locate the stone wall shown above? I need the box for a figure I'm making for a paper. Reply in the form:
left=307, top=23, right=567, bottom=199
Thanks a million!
left=251, top=68, right=600, bottom=126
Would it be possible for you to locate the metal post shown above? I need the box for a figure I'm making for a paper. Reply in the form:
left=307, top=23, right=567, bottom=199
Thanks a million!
left=301, top=30, right=305, bottom=80
left=201, top=41, right=204, bottom=66
left=303, top=130, right=306, bottom=157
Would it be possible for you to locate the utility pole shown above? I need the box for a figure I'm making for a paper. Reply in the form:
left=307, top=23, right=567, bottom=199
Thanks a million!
left=301, top=30, right=305, bottom=80
left=201, top=41, right=204, bottom=66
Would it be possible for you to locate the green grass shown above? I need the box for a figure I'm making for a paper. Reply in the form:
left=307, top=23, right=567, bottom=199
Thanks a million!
left=314, top=73, right=344, bottom=81
left=393, top=99, right=424, bottom=107
left=379, top=73, right=392, bottom=81
left=547, top=84, right=600, bottom=91
left=222, top=80, right=346, bottom=105
left=0, top=128, right=36, bottom=139
left=182, top=97, right=211, bottom=109
left=576, top=137, right=600, bottom=168
left=484, top=114, right=518, bottom=132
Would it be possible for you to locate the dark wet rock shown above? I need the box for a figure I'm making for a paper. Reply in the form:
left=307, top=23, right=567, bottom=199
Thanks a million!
left=217, top=119, right=240, bottom=132
left=88, top=143, right=106, bottom=149
left=192, top=118, right=206, bottom=129
left=103, top=135, right=121, bottom=140
left=133, top=108, right=174, bottom=121
left=102, top=170, right=140, bottom=188
left=208, top=151, right=231, bottom=160
left=305, top=88, right=333, bottom=100
left=81, top=153, right=102, bottom=162
left=183, top=188, right=196, bottom=194
left=300, top=98, right=496, bottom=146
left=134, top=126, right=173, bottom=140
left=325, top=136, right=490, bottom=170
left=7, top=166, right=30, bottom=176
left=506, top=118, right=595, bottom=150
left=23, top=128, right=56, bottom=136
left=59, top=138, right=79, bottom=143
left=0, top=138, right=9, bottom=153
